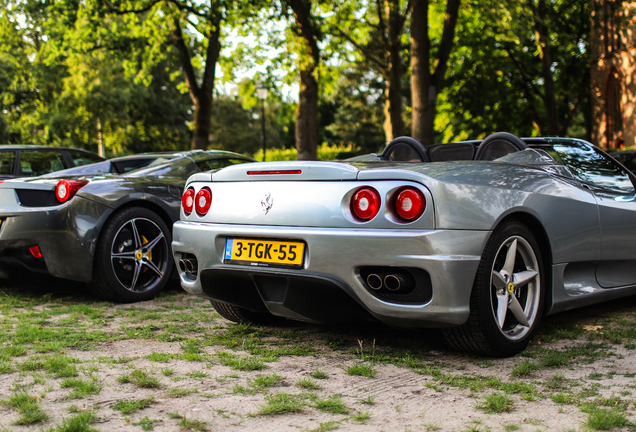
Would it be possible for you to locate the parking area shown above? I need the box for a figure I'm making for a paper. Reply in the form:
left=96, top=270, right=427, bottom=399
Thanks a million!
left=1, top=281, right=636, bottom=431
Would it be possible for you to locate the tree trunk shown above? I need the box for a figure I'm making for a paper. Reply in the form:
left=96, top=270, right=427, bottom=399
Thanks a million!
left=534, top=0, right=558, bottom=135
left=191, top=92, right=213, bottom=150
left=410, top=0, right=431, bottom=145
left=383, top=64, right=404, bottom=141
left=383, top=0, right=404, bottom=141
left=410, top=0, right=460, bottom=146
left=172, top=18, right=221, bottom=150
left=288, top=0, right=320, bottom=160
left=296, top=68, right=319, bottom=160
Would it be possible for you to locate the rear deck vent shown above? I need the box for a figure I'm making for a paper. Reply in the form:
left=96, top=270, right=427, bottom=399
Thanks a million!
left=16, top=189, right=59, bottom=207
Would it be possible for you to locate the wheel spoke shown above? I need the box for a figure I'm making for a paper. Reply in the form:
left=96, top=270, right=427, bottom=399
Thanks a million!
left=513, top=270, right=537, bottom=288
left=508, top=294, right=530, bottom=327
left=496, top=291, right=509, bottom=328
left=111, top=251, right=136, bottom=260
left=143, top=258, right=163, bottom=277
left=143, top=232, right=165, bottom=253
left=502, top=239, right=517, bottom=277
left=130, top=219, right=143, bottom=250
left=492, top=271, right=507, bottom=290
left=129, top=260, right=142, bottom=291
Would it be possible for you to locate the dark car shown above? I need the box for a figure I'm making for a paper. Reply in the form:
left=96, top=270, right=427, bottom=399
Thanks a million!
left=39, top=153, right=185, bottom=177
left=0, top=145, right=105, bottom=179
left=0, top=149, right=254, bottom=302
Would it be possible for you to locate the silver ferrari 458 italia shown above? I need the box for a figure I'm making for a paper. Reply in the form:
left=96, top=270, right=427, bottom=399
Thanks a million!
left=171, top=133, right=636, bottom=356
left=0, top=149, right=253, bottom=302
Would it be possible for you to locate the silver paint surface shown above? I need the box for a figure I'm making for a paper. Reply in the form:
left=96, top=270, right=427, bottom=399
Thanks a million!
left=172, top=142, right=636, bottom=327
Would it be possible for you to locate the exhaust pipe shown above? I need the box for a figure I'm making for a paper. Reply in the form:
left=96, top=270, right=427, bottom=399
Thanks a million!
left=366, top=273, right=386, bottom=290
left=384, top=273, right=415, bottom=292
left=179, top=256, right=198, bottom=275
left=184, top=258, right=198, bottom=275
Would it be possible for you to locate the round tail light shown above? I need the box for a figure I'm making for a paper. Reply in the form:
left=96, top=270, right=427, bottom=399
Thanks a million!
left=182, top=187, right=195, bottom=215
left=395, top=187, right=426, bottom=221
left=55, top=179, right=89, bottom=203
left=195, top=187, right=212, bottom=216
left=351, top=187, right=381, bottom=221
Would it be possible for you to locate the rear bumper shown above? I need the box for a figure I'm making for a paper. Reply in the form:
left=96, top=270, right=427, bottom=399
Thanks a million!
left=0, top=195, right=112, bottom=283
left=172, top=222, right=490, bottom=328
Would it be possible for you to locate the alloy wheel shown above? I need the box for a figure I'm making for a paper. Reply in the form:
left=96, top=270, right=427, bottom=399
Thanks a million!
left=110, top=217, right=168, bottom=292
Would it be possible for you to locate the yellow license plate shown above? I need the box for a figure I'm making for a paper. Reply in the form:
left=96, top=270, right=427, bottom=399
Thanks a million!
left=224, top=238, right=305, bottom=267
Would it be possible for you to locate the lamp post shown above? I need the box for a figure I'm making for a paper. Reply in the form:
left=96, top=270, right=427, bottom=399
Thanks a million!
left=256, top=87, right=268, bottom=161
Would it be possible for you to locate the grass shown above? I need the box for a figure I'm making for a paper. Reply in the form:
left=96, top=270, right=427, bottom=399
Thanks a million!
left=5, top=392, right=48, bottom=425
left=296, top=377, right=321, bottom=390
left=257, top=392, right=305, bottom=415
left=221, top=356, right=266, bottom=371
left=60, top=377, right=103, bottom=399
left=314, top=395, right=349, bottom=414
left=168, top=411, right=209, bottom=431
left=477, top=392, right=514, bottom=414
left=52, top=411, right=98, bottom=432
left=119, top=369, right=161, bottom=388
left=352, top=412, right=371, bottom=424
left=166, top=388, right=198, bottom=398
left=111, top=397, right=154, bottom=414
left=345, top=363, right=376, bottom=378
left=133, top=416, right=161, bottom=431
left=510, top=359, right=540, bottom=377
left=3, top=284, right=636, bottom=430
left=311, top=369, right=328, bottom=379
left=582, top=405, right=633, bottom=430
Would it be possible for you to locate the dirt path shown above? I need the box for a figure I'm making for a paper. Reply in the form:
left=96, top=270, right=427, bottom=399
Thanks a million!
left=1, top=285, right=636, bottom=431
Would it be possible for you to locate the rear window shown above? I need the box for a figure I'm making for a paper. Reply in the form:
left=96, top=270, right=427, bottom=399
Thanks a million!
left=68, top=151, right=103, bottom=167
left=0, top=151, right=16, bottom=175
left=19, top=150, right=68, bottom=177
left=195, top=158, right=251, bottom=171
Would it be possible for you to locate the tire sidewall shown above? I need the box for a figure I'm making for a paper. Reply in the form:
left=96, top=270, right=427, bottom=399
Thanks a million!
left=94, top=207, right=173, bottom=302
left=473, top=221, right=545, bottom=357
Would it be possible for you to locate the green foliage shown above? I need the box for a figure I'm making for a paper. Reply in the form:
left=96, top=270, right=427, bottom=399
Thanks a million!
left=437, top=0, right=590, bottom=142
left=255, top=142, right=360, bottom=162
left=0, top=1, right=191, bottom=152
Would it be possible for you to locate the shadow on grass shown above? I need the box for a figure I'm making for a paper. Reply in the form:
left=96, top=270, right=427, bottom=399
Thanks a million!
left=0, top=273, right=185, bottom=303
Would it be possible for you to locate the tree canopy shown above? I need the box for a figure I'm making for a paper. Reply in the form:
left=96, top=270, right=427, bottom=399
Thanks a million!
left=0, top=0, right=592, bottom=158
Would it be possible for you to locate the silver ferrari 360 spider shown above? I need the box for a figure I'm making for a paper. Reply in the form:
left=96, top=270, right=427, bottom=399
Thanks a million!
left=0, top=150, right=253, bottom=302
left=171, top=133, right=636, bottom=356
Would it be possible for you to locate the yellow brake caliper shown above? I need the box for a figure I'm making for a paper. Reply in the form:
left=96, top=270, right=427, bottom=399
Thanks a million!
left=141, top=236, right=152, bottom=271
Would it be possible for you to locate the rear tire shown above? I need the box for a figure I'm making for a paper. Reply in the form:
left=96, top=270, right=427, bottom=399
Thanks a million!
left=90, top=207, right=172, bottom=302
left=211, top=300, right=280, bottom=325
left=443, top=220, right=544, bottom=357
